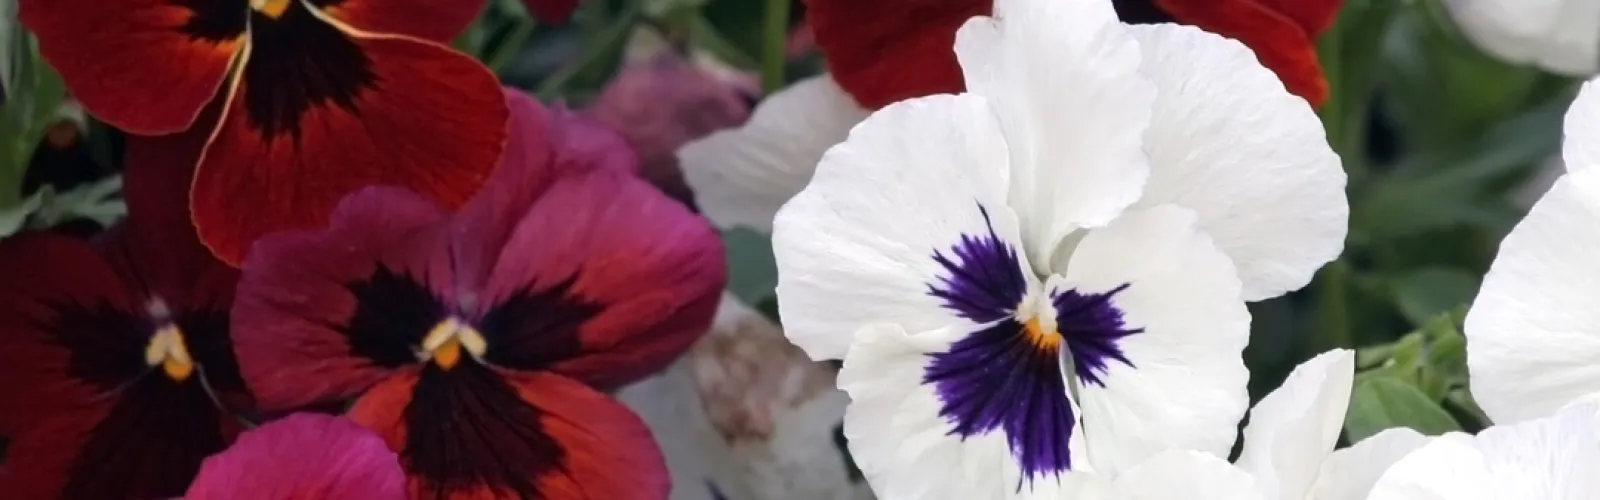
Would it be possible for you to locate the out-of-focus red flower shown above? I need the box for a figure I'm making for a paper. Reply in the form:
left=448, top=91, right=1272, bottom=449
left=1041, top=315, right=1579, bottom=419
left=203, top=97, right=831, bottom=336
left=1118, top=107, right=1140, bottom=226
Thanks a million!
left=0, top=129, right=251, bottom=499
left=588, top=55, right=755, bottom=206
left=806, top=0, right=1341, bottom=108
left=19, top=0, right=510, bottom=265
left=183, top=414, right=406, bottom=500
left=231, top=89, right=726, bottom=499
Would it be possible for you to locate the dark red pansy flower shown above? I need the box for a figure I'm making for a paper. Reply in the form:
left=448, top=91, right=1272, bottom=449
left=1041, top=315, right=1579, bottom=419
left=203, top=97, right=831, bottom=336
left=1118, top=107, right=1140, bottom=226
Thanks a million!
left=0, top=132, right=251, bottom=498
left=522, top=0, right=584, bottom=23
left=806, top=0, right=1341, bottom=109
left=19, top=0, right=510, bottom=265
left=183, top=413, right=407, bottom=500
left=232, top=89, right=727, bottom=499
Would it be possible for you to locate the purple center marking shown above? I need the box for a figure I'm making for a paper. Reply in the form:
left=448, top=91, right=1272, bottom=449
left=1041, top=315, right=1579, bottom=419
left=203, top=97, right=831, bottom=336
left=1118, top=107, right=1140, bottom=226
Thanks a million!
left=922, top=204, right=1141, bottom=485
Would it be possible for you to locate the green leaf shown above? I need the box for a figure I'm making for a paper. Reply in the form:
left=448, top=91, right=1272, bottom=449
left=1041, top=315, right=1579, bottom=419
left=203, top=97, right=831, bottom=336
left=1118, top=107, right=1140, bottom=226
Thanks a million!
left=1390, top=268, right=1479, bottom=326
left=0, top=187, right=42, bottom=238
left=1345, top=376, right=1462, bottom=442
left=722, top=228, right=777, bottom=306
left=642, top=0, right=707, bottom=18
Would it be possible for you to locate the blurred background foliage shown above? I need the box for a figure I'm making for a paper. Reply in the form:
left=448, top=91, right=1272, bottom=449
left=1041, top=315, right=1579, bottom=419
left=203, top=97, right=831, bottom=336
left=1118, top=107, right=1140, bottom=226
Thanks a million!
left=0, top=0, right=1580, bottom=452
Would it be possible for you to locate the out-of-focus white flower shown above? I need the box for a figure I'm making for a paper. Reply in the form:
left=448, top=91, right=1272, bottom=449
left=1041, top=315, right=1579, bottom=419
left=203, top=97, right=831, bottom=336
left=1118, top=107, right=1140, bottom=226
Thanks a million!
left=1442, top=0, right=1600, bottom=76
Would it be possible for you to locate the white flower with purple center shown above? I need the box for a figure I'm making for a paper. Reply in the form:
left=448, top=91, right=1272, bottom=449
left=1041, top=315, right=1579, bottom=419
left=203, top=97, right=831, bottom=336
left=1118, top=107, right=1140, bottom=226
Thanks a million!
left=769, top=0, right=1345, bottom=497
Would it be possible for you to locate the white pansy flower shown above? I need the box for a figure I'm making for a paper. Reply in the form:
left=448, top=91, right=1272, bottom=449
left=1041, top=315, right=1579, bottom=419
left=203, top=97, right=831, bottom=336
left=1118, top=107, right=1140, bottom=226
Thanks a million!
left=1442, top=0, right=1600, bottom=76
left=769, top=0, right=1344, bottom=496
left=685, top=8, right=1344, bottom=303
left=1466, top=79, right=1600, bottom=424
left=1367, top=398, right=1600, bottom=500
left=1234, top=349, right=1433, bottom=500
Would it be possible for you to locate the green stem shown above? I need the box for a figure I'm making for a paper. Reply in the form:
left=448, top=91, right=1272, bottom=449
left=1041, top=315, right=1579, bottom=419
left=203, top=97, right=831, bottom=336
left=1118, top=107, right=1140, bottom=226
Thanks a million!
left=535, top=2, right=640, bottom=99
left=486, top=19, right=536, bottom=75
left=760, top=0, right=791, bottom=93
left=1314, top=262, right=1355, bottom=351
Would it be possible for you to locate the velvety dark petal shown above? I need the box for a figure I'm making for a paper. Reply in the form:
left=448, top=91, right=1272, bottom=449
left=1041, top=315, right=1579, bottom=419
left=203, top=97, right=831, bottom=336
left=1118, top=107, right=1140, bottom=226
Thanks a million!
left=184, top=413, right=407, bottom=500
left=1153, top=0, right=1331, bottom=106
left=804, top=0, right=986, bottom=109
left=312, top=0, right=488, bottom=42
left=923, top=320, right=1078, bottom=484
left=1111, top=0, right=1177, bottom=23
left=347, top=364, right=667, bottom=499
left=17, top=0, right=242, bottom=134
left=521, top=0, right=585, bottom=23
left=233, top=187, right=451, bottom=412
left=0, top=375, right=244, bottom=499
left=1054, top=284, right=1142, bottom=387
left=473, top=168, right=725, bottom=389
left=192, top=5, right=508, bottom=265
left=0, top=233, right=143, bottom=433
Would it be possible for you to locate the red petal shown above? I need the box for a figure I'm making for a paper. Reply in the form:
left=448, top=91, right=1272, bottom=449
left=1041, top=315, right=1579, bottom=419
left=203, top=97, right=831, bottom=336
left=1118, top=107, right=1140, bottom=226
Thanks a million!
left=315, top=0, right=489, bottom=42
left=522, top=0, right=585, bottom=23
left=234, top=187, right=449, bottom=412
left=1245, top=0, right=1344, bottom=35
left=17, top=0, right=241, bottom=134
left=1157, top=0, right=1330, bottom=106
left=479, top=164, right=726, bottom=388
left=117, top=101, right=240, bottom=313
left=192, top=30, right=508, bottom=265
left=184, top=414, right=407, bottom=500
left=0, top=233, right=137, bottom=434
left=347, top=367, right=668, bottom=499
left=0, top=405, right=111, bottom=499
left=805, top=0, right=988, bottom=109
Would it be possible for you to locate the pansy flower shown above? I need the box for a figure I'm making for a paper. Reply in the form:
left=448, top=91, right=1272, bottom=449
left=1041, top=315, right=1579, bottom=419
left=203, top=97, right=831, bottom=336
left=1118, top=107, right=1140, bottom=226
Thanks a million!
left=232, top=89, right=727, bottom=498
left=19, top=0, right=511, bottom=264
left=1367, top=397, right=1600, bottom=499
left=0, top=130, right=251, bottom=498
left=805, top=0, right=1341, bottom=109
left=1463, top=79, right=1600, bottom=424
left=1442, top=0, right=1600, bottom=76
left=183, top=414, right=407, bottom=499
left=771, top=0, right=1346, bottom=496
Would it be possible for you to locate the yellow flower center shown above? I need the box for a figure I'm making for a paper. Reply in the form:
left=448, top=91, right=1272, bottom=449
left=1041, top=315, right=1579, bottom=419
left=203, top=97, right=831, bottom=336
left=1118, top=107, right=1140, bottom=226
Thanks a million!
left=1024, top=318, right=1062, bottom=350
left=422, top=318, right=487, bottom=370
left=145, top=325, right=195, bottom=382
left=252, top=0, right=292, bottom=18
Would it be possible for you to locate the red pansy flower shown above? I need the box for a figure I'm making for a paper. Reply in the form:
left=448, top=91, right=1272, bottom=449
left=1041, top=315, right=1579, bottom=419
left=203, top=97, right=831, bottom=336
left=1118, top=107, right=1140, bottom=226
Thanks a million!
left=19, top=0, right=510, bottom=265
left=806, top=0, right=1341, bottom=108
left=0, top=132, right=251, bottom=498
left=232, top=90, right=726, bottom=498
left=183, top=414, right=407, bottom=500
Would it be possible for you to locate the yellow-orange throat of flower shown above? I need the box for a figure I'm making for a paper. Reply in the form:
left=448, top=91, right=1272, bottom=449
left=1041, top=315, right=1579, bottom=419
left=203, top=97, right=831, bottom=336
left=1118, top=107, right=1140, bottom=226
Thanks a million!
left=252, top=0, right=292, bottom=18
left=1024, top=318, right=1062, bottom=351
left=145, top=325, right=195, bottom=382
left=422, top=318, right=487, bottom=370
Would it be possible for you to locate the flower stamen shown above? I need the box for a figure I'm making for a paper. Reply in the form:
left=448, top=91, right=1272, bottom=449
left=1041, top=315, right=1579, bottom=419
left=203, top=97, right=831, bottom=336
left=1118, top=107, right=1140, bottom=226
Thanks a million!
left=421, top=318, right=487, bottom=370
left=252, top=0, right=292, bottom=19
left=144, top=325, right=195, bottom=382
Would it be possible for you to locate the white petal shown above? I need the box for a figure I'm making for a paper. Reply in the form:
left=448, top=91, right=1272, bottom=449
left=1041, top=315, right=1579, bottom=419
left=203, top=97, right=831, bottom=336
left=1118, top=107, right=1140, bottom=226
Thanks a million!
left=1060, top=205, right=1251, bottom=473
left=678, top=74, right=868, bottom=233
left=1565, top=78, right=1600, bottom=172
left=1443, top=0, right=1600, bottom=76
left=615, top=360, right=751, bottom=500
left=773, top=93, right=1021, bottom=361
left=1108, top=450, right=1265, bottom=500
left=1309, top=428, right=1433, bottom=500
left=1125, top=24, right=1347, bottom=301
left=1466, top=167, right=1600, bottom=423
left=956, top=0, right=1155, bottom=269
left=839, top=324, right=1084, bottom=499
left=1368, top=401, right=1600, bottom=500
left=1235, top=349, right=1354, bottom=500
left=686, top=294, right=857, bottom=499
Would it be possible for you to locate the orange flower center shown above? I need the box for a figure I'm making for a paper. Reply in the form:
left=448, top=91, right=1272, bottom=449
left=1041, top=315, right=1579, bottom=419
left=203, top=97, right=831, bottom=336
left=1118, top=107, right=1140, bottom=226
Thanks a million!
left=1024, top=318, right=1061, bottom=350
left=422, top=318, right=487, bottom=370
left=144, top=325, right=195, bottom=382
left=252, top=0, right=292, bottom=18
